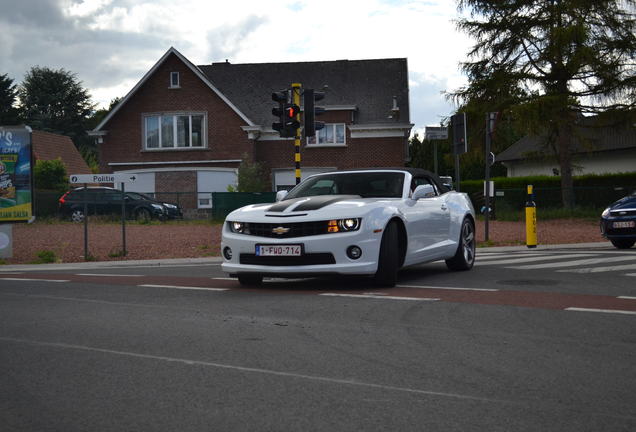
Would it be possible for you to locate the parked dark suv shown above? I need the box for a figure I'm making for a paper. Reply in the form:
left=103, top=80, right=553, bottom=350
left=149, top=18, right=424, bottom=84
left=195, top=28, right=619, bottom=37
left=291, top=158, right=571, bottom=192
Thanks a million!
left=58, top=187, right=183, bottom=222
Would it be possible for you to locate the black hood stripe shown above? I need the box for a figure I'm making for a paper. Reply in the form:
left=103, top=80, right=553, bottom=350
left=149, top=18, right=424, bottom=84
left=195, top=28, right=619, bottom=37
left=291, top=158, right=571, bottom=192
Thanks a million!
left=267, top=195, right=360, bottom=212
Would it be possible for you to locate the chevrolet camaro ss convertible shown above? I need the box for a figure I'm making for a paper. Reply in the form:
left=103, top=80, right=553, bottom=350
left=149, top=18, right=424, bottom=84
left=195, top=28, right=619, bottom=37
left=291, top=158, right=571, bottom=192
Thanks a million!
left=221, top=168, right=476, bottom=286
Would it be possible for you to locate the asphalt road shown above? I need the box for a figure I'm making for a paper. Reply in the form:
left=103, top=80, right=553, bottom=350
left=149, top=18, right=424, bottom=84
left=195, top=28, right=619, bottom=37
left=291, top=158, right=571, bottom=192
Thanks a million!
left=1, top=246, right=635, bottom=431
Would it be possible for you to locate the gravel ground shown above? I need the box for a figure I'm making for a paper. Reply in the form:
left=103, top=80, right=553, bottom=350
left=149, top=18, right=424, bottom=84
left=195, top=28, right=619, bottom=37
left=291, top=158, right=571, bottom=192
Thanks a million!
left=5, top=218, right=604, bottom=265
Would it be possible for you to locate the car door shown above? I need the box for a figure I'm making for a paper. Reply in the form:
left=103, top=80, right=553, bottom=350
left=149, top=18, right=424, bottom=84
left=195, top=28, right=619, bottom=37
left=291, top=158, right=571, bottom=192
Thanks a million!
left=404, top=176, right=451, bottom=259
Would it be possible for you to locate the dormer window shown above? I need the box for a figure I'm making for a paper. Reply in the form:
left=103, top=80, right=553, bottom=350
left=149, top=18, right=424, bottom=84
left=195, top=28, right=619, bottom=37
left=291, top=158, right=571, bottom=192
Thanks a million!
left=170, top=72, right=180, bottom=88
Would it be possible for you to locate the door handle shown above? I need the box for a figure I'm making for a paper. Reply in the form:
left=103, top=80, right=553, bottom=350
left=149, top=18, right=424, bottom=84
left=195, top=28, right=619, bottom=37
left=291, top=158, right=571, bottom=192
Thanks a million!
left=441, top=204, right=448, bottom=211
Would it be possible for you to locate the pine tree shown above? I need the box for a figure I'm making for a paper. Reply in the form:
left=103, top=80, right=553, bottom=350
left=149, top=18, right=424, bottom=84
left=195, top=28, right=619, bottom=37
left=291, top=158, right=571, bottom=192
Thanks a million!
left=452, top=0, right=636, bottom=208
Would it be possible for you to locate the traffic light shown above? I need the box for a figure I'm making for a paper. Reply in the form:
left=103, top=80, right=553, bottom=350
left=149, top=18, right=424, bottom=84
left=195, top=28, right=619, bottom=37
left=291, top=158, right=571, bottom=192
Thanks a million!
left=451, top=112, right=468, bottom=155
left=272, top=90, right=291, bottom=137
left=303, top=88, right=325, bottom=137
left=282, top=103, right=300, bottom=137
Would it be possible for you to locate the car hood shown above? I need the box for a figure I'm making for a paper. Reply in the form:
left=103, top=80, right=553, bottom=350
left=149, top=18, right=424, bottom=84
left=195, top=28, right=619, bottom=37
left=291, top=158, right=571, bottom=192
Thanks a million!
left=227, top=195, right=396, bottom=221
left=610, top=195, right=636, bottom=210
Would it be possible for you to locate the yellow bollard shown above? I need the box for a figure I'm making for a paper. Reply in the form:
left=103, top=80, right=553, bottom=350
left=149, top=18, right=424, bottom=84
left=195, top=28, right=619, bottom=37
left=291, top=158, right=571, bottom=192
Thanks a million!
left=525, top=185, right=537, bottom=248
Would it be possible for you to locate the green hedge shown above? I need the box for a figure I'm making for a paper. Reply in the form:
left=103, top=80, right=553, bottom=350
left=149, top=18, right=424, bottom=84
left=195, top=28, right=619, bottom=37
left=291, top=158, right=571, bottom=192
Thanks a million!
left=461, top=172, right=636, bottom=211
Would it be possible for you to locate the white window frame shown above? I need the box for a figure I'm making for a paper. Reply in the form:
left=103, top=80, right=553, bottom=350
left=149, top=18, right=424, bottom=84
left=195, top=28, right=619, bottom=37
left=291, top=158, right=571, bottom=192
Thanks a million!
left=306, top=123, right=346, bottom=147
left=170, top=71, right=180, bottom=88
left=143, top=112, right=207, bottom=150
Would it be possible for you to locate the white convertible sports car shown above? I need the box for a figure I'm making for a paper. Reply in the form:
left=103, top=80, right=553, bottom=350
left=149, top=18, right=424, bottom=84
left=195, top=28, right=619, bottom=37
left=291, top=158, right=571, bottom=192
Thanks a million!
left=221, top=168, right=476, bottom=286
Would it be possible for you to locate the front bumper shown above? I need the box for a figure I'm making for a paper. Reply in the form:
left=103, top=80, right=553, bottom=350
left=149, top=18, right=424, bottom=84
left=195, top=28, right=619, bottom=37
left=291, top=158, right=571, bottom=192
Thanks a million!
left=600, top=217, right=636, bottom=240
left=221, top=227, right=382, bottom=276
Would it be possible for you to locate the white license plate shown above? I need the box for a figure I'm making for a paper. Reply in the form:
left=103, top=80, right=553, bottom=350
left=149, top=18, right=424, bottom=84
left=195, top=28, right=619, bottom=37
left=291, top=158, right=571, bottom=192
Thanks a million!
left=256, top=245, right=302, bottom=256
left=613, top=221, right=635, bottom=228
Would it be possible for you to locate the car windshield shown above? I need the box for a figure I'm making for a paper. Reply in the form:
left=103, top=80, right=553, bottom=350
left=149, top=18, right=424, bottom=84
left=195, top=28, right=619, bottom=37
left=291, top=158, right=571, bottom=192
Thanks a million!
left=285, top=172, right=405, bottom=199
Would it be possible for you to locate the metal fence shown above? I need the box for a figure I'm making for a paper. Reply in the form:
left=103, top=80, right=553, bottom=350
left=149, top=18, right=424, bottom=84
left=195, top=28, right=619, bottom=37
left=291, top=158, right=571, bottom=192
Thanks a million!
left=34, top=190, right=277, bottom=220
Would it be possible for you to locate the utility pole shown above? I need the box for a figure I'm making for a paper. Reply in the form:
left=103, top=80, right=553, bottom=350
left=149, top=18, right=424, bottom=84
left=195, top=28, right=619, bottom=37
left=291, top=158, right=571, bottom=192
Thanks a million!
left=292, top=83, right=302, bottom=185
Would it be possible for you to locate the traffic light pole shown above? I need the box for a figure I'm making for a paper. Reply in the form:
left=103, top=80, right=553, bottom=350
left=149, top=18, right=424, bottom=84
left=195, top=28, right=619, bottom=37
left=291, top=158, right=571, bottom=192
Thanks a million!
left=292, top=83, right=302, bottom=185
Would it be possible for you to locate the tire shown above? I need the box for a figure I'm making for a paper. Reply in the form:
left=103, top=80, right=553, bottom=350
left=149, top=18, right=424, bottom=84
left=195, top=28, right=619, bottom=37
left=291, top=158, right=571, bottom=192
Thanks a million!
left=373, top=221, right=399, bottom=287
left=446, top=217, right=476, bottom=271
left=610, top=239, right=635, bottom=249
left=238, top=274, right=263, bottom=286
left=70, top=209, right=85, bottom=223
left=135, top=207, right=152, bottom=222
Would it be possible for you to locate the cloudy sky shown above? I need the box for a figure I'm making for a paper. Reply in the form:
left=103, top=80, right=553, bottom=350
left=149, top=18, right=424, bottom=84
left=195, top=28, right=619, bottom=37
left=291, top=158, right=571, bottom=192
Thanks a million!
left=0, top=0, right=473, bottom=135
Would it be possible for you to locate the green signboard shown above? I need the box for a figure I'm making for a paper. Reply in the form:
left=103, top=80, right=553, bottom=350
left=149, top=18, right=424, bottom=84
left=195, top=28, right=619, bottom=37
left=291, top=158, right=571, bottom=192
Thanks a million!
left=0, top=126, right=33, bottom=222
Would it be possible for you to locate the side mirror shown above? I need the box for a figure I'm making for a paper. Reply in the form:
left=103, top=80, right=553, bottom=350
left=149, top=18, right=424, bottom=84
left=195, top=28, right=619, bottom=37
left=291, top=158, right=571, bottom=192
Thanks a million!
left=276, top=190, right=288, bottom=202
left=412, top=184, right=435, bottom=200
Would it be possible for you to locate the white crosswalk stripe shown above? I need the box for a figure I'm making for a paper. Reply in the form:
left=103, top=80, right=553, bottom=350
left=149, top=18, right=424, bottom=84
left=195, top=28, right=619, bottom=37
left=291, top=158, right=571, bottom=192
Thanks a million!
left=557, top=263, right=636, bottom=273
left=508, top=255, right=636, bottom=270
left=477, top=254, right=595, bottom=266
left=476, top=249, right=636, bottom=277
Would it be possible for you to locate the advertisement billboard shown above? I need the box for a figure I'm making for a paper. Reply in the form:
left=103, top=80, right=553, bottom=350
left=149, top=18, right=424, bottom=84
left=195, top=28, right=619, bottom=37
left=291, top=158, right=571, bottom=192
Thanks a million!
left=0, top=126, right=33, bottom=222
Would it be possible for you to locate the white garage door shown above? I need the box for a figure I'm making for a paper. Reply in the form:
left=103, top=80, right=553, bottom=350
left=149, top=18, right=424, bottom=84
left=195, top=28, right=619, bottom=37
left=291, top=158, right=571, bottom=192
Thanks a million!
left=114, top=172, right=155, bottom=194
left=197, top=170, right=237, bottom=208
left=273, top=168, right=334, bottom=191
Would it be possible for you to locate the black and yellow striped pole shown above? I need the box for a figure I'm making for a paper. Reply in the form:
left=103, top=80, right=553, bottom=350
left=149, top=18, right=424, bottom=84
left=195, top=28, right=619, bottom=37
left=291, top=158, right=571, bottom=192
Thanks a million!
left=525, top=185, right=537, bottom=248
left=292, top=83, right=302, bottom=185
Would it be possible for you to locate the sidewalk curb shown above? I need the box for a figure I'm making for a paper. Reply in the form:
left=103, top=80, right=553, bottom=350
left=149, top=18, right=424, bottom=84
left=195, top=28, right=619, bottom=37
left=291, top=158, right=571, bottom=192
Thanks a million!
left=0, top=256, right=223, bottom=273
left=0, top=242, right=615, bottom=273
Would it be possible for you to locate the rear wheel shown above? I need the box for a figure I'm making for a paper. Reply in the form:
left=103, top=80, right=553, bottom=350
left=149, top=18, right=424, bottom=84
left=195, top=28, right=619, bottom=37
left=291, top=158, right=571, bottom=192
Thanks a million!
left=238, top=274, right=263, bottom=286
left=373, top=221, right=399, bottom=287
left=610, top=239, right=635, bottom=249
left=446, top=218, right=476, bottom=271
left=70, top=209, right=85, bottom=223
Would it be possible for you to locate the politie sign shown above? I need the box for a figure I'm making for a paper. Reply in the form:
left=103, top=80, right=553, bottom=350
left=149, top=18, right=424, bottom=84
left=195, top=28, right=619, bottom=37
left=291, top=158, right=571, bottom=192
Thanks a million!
left=0, top=126, right=34, bottom=223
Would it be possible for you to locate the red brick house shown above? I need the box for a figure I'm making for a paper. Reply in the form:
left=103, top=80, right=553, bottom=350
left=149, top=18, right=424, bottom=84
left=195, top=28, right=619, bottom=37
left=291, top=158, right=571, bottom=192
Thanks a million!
left=32, top=130, right=92, bottom=176
left=91, top=47, right=412, bottom=211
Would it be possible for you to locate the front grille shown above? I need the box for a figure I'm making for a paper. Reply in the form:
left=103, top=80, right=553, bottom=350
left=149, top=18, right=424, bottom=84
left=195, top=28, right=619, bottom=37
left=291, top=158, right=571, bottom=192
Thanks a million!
left=244, top=221, right=329, bottom=238
left=240, top=253, right=336, bottom=266
left=610, top=209, right=636, bottom=217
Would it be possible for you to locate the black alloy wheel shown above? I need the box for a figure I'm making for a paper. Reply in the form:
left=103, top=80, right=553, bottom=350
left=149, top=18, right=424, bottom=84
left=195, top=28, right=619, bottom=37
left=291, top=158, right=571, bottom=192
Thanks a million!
left=446, top=217, right=476, bottom=271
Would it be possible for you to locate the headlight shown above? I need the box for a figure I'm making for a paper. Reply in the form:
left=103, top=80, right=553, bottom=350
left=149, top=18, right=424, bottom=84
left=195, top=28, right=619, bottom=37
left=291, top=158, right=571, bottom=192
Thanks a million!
left=151, top=204, right=164, bottom=210
left=164, top=203, right=177, bottom=209
left=327, top=218, right=361, bottom=233
left=229, top=221, right=250, bottom=234
left=601, top=207, right=610, bottom=218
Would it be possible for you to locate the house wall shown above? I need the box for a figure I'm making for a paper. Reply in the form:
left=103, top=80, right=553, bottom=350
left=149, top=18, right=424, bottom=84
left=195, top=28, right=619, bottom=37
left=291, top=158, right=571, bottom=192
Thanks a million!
left=99, top=52, right=253, bottom=173
left=256, top=110, right=407, bottom=190
left=503, top=148, right=636, bottom=177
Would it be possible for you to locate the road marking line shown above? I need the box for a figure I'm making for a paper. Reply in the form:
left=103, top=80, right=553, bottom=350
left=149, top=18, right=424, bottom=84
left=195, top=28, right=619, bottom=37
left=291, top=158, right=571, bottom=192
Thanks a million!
left=138, top=284, right=228, bottom=292
left=617, top=296, right=636, bottom=300
left=76, top=273, right=144, bottom=277
left=476, top=253, right=550, bottom=261
left=565, top=307, right=636, bottom=316
left=556, top=263, right=636, bottom=273
left=0, top=278, right=70, bottom=283
left=510, top=255, right=636, bottom=270
left=397, top=284, right=498, bottom=292
left=478, top=254, right=595, bottom=266
left=0, top=336, right=532, bottom=407
left=320, top=293, right=439, bottom=301
left=211, top=277, right=236, bottom=281
left=624, top=273, right=636, bottom=277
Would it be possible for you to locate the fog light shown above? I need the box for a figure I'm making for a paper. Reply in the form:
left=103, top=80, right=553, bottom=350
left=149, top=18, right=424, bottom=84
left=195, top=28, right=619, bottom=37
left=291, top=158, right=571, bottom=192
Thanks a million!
left=346, top=245, right=362, bottom=260
left=223, top=247, right=233, bottom=260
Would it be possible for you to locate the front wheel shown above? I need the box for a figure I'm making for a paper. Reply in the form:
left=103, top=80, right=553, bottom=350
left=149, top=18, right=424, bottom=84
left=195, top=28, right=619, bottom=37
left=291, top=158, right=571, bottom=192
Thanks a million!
left=610, top=238, right=635, bottom=249
left=135, top=208, right=152, bottom=222
left=70, top=209, right=85, bottom=223
left=373, top=221, right=399, bottom=287
left=446, top=218, right=476, bottom=271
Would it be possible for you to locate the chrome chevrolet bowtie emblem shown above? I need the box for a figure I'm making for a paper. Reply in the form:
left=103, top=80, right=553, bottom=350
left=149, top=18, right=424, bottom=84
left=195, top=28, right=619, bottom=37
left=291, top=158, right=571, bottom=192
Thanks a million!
left=272, top=226, right=290, bottom=235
